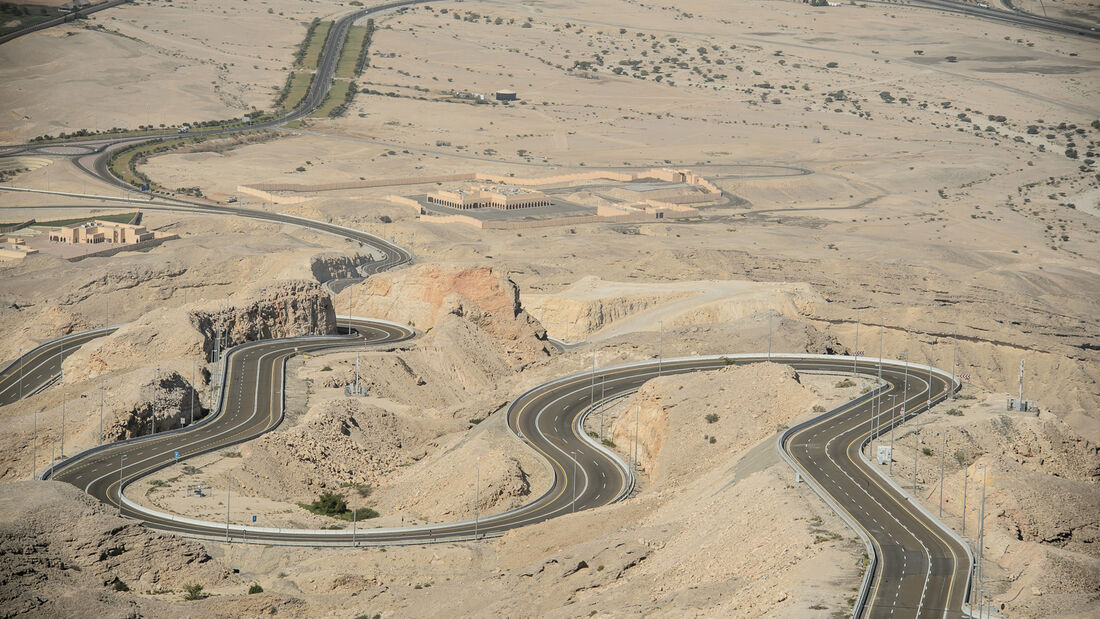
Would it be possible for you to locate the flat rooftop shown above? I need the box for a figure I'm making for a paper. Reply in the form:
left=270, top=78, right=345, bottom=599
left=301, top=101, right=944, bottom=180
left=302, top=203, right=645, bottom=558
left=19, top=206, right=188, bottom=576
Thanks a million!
left=416, top=195, right=593, bottom=222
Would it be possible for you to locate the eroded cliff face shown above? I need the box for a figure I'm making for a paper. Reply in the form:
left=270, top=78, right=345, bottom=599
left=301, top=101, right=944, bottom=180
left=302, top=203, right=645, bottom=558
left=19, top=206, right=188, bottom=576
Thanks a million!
left=340, top=264, right=553, bottom=368
left=191, top=279, right=336, bottom=357
left=309, top=251, right=377, bottom=284
left=105, top=368, right=205, bottom=441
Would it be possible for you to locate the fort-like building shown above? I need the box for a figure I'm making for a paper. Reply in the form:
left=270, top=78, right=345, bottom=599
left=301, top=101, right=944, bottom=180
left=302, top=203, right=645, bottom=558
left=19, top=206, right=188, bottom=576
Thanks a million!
left=49, top=220, right=156, bottom=245
left=426, top=185, right=551, bottom=210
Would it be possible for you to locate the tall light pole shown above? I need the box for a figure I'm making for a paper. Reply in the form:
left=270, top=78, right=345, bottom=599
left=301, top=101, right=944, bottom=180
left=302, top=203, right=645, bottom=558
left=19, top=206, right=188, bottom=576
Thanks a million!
left=60, top=394, right=66, bottom=457
left=951, top=327, right=958, bottom=399
left=878, top=316, right=884, bottom=382
left=474, top=464, right=480, bottom=539
left=191, top=360, right=197, bottom=425
left=151, top=369, right=157, bottom=436
left=913, top=419, right=920, bottom=495
left=853, top=308, right=861, bottom=376
left=939, top=432, right=946, bottom=518
left=355, top=352, right=360, bottom=396
left=571, top=451, right=577, bottom=513
left=767, top=313, right=772, bottom=361
left=590, top=350, right=596, bottom=407
left=226, top=468, right=232, bottom=543
left=634, top=404, right=640, bottom=473
left=962, top=450, right=969, bottom=536
left=657, top=321, right=663, bottom=376
left=99, top=379, right=104, bottom=445
left=17, top=347, right=22, bottom=400
left=32, top=408, right=38, bottom=480
left=352, top=481, right=358, bottom=546
left=889, top=395, right=897, bottom=475
left=118, top=454, right=125, bottom=516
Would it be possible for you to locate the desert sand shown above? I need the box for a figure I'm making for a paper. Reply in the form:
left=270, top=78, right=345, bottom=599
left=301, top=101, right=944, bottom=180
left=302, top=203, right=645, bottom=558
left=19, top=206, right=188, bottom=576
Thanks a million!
left=0, top=0, right=1097, bottom=616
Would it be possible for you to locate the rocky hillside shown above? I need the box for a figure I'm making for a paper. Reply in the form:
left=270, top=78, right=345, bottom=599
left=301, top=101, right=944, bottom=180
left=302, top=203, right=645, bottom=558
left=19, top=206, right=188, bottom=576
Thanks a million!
left=61, top=279, right=334, bottom=383
left=0, top=481, right=232, bottom=616
left=339, top=264, right=554, bottom=368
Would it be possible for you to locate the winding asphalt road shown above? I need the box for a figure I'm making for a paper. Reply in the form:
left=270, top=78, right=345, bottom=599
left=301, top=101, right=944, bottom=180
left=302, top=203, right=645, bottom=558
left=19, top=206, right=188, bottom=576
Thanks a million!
left=0, top=327, right=118, bottom=407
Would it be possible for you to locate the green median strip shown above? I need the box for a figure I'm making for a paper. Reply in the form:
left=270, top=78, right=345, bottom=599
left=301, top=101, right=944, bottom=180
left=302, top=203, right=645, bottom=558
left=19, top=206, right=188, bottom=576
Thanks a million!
left=275, top=71, right=315, bottom=112
left=295, top=19, right=333, bottom=71
left=311, top=80, right=356, bottom=118
left=335, top=20, right=374, bottom=78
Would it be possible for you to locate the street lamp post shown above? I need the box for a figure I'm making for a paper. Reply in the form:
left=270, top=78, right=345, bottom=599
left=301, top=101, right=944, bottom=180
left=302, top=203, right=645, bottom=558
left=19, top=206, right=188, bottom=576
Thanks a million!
left=118, top=454, right=125, bottom=516
left=853, top=309, right=861, bottom=376
left=939, top=432, right=946, bottom=518
left=18, top=347, right=22, bottom=400
left=226, top=469, right=232, bottom=543
left=889, top=395, right=897, bottom=475
left=61, top=394, right=66, bottom=457
left=571, top=451, right=577, bottom=513
left=474, top=464, right=480, bottom=539
left=657, top=321, right=663, bottom=376
left=32, top=408, right=38, bottom=480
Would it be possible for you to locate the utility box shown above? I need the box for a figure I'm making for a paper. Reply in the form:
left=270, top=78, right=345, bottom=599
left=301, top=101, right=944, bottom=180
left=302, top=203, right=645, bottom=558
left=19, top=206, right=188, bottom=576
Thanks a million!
left=877, top=445, right=892, bottom=465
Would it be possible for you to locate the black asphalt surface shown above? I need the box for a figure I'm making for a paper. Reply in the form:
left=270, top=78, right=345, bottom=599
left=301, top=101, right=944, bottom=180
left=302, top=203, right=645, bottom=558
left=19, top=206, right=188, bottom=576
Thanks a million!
left=44, top=350, right=971, bottom=617
left=0, top=327, right=118, bottom=407
left=783, top=360, right=970, bottom=618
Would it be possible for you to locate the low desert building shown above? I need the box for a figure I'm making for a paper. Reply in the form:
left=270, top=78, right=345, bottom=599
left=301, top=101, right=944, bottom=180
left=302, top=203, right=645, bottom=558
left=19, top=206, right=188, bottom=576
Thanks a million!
left=49, top=220, right=155, bottom=245
left=0, top=237, right=38, bottom=261
left=426, top=185, right=551, bottom=210
left=494, top=89, right=518, bottom=101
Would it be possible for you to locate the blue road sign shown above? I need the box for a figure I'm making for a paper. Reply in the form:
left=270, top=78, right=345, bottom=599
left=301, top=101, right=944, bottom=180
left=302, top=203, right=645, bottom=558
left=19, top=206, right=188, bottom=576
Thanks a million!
left=252, top=515, right=257, bottom=523
left=174, top=451, right=179, bottom=459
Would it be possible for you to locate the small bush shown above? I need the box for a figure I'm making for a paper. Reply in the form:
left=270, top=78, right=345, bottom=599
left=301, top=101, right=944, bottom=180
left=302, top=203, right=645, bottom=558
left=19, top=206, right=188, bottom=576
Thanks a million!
left=922, top=447, right=933, bottom=456
left=248, top=583, right=263, bottom=594
left=112, top=578, right=130, bottom=592
left=705, top=413, right=719, bottom=424
left=946, top=408, right=963, bottom=416
left=835, top=379, right=855, bottom=388
left=320, top=365, right=332, bottom=371
left=812, top=404, right=827, bottom=413
left=183, top=584, right=204, bottom=600
left=601, top=438, right=616, bottom=448
left=708, top=436, right=717, bottom=444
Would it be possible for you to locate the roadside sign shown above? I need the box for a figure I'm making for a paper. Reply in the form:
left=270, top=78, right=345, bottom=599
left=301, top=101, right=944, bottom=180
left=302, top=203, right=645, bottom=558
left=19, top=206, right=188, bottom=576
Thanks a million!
left=961, top=373, right=971, bottom=380
left=855, top=350, right=865, bottom=356
left=252, top=515, right=257, bottom=523
left=877, top=445, right=892, bottom=465
left=174, top=451, right=179, bottom=460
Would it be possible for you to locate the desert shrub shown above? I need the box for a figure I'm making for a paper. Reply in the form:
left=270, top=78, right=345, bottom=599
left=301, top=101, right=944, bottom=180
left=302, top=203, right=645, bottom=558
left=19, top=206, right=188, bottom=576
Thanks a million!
left=922, top=447, right=933, bottom=457
left=705, top=413, right=719, bottom=424
left=112, top=578, right=130, bottom=592
left=946, top=408, right=963, bottom=416
left=183, top=584, right=204, bottom=600
left=813, top=404, right=827, bottom=413
left=248, top=583, right=263, bottom=594
left=835, top=378, right=855, bottom=388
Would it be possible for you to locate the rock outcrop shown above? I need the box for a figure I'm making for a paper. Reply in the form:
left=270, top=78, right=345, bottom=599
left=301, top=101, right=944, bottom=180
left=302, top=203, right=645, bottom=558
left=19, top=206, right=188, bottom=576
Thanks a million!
left=309, top=251, right=377, bottom=284
left=340, top=264, right=553, bottom=368
left=105, top=368, right=204, bottom=441
left=62, top=279, right=334, bottom=382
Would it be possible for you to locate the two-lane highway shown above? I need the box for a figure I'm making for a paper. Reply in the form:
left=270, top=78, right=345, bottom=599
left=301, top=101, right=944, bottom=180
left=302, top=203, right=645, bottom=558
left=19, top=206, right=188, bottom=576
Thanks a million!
left=0, top=326, right=119, bottom=407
